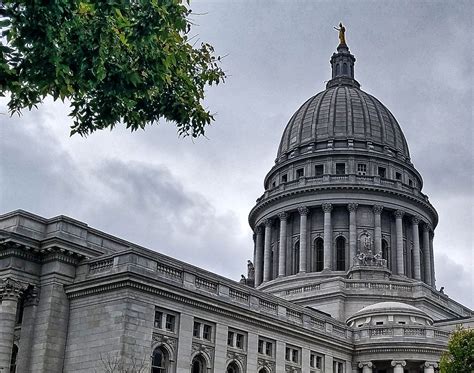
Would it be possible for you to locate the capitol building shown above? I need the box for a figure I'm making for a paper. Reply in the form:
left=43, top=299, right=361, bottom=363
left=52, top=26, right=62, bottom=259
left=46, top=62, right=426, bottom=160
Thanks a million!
left=0, top=35, right=472, bottom=373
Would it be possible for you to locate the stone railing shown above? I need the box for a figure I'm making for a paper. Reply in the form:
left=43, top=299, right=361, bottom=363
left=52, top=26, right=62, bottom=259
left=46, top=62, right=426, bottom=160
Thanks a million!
left=353, top=324, right=448, bottom=344
left=80, top=250, right=352, bottom=341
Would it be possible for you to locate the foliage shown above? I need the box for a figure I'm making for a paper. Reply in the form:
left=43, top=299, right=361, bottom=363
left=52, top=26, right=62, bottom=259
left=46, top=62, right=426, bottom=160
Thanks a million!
left=0, top=0, right=225, bottom=137
left=440, top=327, right=474, bottom=373
left=98, top=353, right=148, bottom=373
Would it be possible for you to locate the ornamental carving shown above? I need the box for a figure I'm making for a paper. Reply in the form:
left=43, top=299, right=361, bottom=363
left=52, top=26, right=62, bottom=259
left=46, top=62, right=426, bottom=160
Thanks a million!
left=258, top=358, right=275, bottom=373
left=422, top=222, right=432, bottom=232
left=322, top=203, right=333, bottom=213
left=391, top=360, right=406, bottom=367
left=263, top=219, right=272, bottom=227
left=278, top=212, right=288, bottom=221
left=373, top=205, right=384, bottom=214
left=354, top=233, right=386, bottom=267
left=152, top=332, right=178, bottom=352
left=255, top=226, right=263, bottom=234
left=411, top=216, right=421, bottom=225
left=285, top=365, right=301, bottom=373
left=0, top=278, right=29, bottom=300
left=297, top=206, right=308, bottom=216
left=192, top=342, right=214, bottom=364
left=226, top=350, right=247, bottom=367
left=347, top=203, right=358, bottom=212
left=394, top=210, right=405, bottom=219
left=358, top=362, right=373, bottom=368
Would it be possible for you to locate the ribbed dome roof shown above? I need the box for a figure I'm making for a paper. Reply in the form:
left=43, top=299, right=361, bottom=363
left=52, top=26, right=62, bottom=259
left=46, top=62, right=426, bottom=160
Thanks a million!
left=277, top=85, right=410, bottom=159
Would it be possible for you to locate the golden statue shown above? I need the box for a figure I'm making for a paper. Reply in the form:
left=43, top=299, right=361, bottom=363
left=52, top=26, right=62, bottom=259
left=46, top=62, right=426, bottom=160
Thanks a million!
left=334, top=22, right=346, bottom=45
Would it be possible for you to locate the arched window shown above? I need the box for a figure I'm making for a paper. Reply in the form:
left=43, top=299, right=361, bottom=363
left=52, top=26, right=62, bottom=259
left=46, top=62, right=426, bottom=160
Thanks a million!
left=258, top=369, right=267, bottom=373
left=336, top=237, right=346, bottom=271
left=227, top=362, right=240, bottom=373
left=151, top=347, right=168, bottom=373
left=10, top=344, right=18, bottom=373
left=191, top=355, right=206, bottom=373
left=293, top=241, right=300, bottom=274
left=314, top=238, right=324, bottom=272
left=342, top=63, right=348, bottom=74
left=336, top=64, right=340, bottom=76
left=382, top=239, right=389, bottom=267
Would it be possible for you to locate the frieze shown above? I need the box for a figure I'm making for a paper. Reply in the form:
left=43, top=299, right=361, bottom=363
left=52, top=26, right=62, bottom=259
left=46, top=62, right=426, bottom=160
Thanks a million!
left=258, top=358, right=275, bottom=373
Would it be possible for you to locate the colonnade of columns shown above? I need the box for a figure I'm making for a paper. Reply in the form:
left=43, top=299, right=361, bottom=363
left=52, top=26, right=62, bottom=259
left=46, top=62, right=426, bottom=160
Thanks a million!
left=357, top=360, right=438, bottom=373
left=253, top=203, right=435, bottom=287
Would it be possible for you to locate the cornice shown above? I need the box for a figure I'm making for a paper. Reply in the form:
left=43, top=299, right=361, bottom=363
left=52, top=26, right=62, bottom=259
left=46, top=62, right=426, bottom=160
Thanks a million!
left=249, top=183, right=437, bottom=227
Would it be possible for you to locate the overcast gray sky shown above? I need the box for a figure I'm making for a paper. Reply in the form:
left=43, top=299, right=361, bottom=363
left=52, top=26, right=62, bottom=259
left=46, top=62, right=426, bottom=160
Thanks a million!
left=1, top=0, right=472, bottom=308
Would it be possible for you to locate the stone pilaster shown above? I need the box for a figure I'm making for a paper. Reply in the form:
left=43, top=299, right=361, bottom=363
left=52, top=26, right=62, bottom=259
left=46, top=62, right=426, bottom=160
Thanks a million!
left=16, top=287, right=39, bottom=373
left=391, top=360, right=406, bottom=373
left=347, top=203, right=358, bottom=265
left=373, top=205, right=383, bottom=254
left=358, top=361, right=373, bottom=373
left=394, top=210, right=405, bottom=275
left=423, top=361, right=438, bottom=373
left=422, top=223, right=432, bottom=286
left=278, top=213, right=288, bottom=277
left=0, top=278, right=26, bottom=372
left=298, top=207, right=309, bottom=273
left=263, top=219, right=272, bottom=282
left=322, top=203, right=333, bottom=270
left=254, top=226, right=264, bottom=286
left=412, top=216, right=421, bottom=280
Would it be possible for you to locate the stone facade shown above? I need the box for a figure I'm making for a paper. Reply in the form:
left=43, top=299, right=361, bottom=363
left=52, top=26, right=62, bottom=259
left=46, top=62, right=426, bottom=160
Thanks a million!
left=0, top=40, right=472, bottom=373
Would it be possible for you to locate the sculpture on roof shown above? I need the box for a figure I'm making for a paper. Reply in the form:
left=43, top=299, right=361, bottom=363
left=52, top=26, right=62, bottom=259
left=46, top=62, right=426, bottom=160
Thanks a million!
left=334, top=22, right=346, bottom=45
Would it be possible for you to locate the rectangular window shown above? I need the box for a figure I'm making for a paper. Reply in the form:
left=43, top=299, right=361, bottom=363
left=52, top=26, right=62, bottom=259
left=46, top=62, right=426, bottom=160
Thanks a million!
left=227, top=331, right=234, bottom=346
left=378, top=167, right=386, bottom=178
left=335, top=163, right=346, bottom=175
left=285, top=347, right=291, bottom=361
left=333, top=361, right=344, bottom=373
left=395, top=172, right=402, bottom=180
left=265, top=342, right=272, bottom=356
left=281, top=174, right=288, bottom=183
left=154, top=311, right=163, bottom=329
left=193, top=322, right=201, bottom=338
left=258, top=337, right=274, bottom=357
left=296, top=168, right=304, bottom=178
left=316, top=356, right=322, bottom=369
left=292, top=349, right=299, bottom=363
left=236, top=334, right=244, bottom=349
left=408, top=179, right=413, bottom=186
left=375, top=321, right=384, bottom=325
left=203, top=324, right=212, bottom=341
left=165, top=314, right=175, bottom=331
left=357, top=163, right=367, bottom=175
left=258, top=340, right=264, bottom=354
left=315, top=164, right=324, bottom=176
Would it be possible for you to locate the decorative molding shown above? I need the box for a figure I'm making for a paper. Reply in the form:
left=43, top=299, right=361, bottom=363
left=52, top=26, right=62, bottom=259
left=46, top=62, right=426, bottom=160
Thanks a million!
left=424, top=362, right=438, bottom=368
left=152, top=332, right=178, bottom=357
left=322, top=203, right=333, bottom=213
left=226, top=350, right=247, bottom=368
left=263, top=219, right=272, bottom=227
left=297, top=206, right=308, bottom=216
left=192, top=342, right=214, bottom=365
left=278, top=212, right=288, bottom=221
left=347, top=203, right=358, bottom=212
left=255, top=226, right=263, bottom=234
left=422, top=222, right=432, bottom=232
left=391, top=360, right=406, bottom=367
left=0, top=277, right=29, bottom=300
left=373, top=205, right=384, bottom=214
left=411, top=216, right=421, bottom=225
left=258, top=358, right=276, bottom=373
left=394, top=210, right=405, bottom=219
left=285, top=365, right=301, bottom=373
left=358, top=362, right=373, bottom=368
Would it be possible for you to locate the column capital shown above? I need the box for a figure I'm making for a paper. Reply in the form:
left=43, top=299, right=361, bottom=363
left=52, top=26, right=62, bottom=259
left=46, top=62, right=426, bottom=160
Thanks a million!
left=255, top=225, right=263, bottom=234
left=411, top=215, right=421, bottom=225
left=394, top=210, right=405, bottom=219
left=278, top=212, right=288, bottom=221
left=322, top=203, right=333, bottom=213
left=263, top=218, right=272, bottom=227
left=373, top=204, right=384, bottom=214
left=391, top=360, right=406, bottom=367
left=0, top=278, right=28, bottom=300
left=358, top=362, right=373, bottom=368
left=422, top=222, right=432, bottom=232
left=347, top=203, right=359, bottom=212
left=298, top=206, right=309, bottom=216
left=423, top=362, right=438, bottom=368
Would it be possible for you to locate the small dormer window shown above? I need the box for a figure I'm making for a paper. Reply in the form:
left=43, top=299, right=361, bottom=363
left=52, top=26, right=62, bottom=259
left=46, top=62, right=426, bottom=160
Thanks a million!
left=375, top=321, right=384, bottom=325
left=398, top=321, right=406, bottom=325
left=282, top=174, right=288, bottom=183
left=296, top=168, right=304, bottom=179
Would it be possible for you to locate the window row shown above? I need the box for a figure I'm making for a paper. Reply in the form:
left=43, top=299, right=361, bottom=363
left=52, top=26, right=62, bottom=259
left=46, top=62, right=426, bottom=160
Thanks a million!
left=272, top=162, right=415, bottom=187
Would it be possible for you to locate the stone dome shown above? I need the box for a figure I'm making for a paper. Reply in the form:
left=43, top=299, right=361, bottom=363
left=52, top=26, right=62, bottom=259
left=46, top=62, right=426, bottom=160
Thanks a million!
left=277, top=86, right=410, bottom=160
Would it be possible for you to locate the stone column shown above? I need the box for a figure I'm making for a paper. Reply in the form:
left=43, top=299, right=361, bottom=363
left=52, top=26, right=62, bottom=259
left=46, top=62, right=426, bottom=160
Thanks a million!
left=347, top=203, right=358, bottom=266
left=278, top=213, right=288, bottom=277
left=0, top=279, right=25, bottom=372
left=322, top=203, right=333, bottom=270
left=254, top=226, right=264, bottom=286
left=263, top=219, right=272, bottom=282
left=394, top=210, right=405, bottom=275
left=391, top=360, right=406, bottom=373
left=412, top=216, right=421, bottom=280
left=423, top=361, right=438, bottom=373
left=358, top=361, right=373, bottom=373
left=373, top=205, right=383, bottom=254
left=298, top=207, right=309, bottom=273
left=422, top=223, right=432, bottom=286
left=430, top=231, right=436, bottom=287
